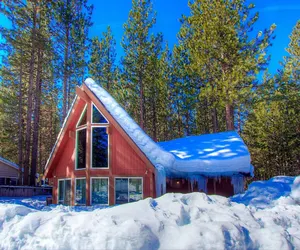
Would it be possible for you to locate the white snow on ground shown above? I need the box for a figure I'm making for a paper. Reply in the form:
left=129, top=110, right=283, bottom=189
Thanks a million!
left=0, top=176, right=299, bottom=250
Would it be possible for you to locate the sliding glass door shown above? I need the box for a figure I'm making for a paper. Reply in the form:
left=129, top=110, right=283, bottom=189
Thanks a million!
left=58, top=179, right=71, bottom=205
left=115, top=178, right=143, bottom=204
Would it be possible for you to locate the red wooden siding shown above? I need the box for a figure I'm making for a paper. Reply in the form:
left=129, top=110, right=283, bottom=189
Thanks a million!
left=47, top=89, right=156, bottom=206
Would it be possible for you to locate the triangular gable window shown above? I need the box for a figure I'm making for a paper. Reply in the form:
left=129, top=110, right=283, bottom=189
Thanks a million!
left=77, top=105, right=87, bottom=127
left=92, top=104, right=108, bottom=124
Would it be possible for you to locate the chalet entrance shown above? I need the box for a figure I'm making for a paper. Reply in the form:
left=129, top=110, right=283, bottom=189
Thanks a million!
left=58, top=179, right=72, bottom=205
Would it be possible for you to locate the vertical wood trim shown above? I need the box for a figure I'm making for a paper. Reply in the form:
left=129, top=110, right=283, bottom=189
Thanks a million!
left=86, top=101, right=91, bottom=205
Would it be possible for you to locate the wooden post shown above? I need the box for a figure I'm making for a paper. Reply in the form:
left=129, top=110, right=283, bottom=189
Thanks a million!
left=86, top=101, right=91, bottom=206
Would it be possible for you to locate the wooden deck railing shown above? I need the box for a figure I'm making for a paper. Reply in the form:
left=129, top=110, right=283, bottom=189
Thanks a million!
left=0, top=186, right=52, bottom=197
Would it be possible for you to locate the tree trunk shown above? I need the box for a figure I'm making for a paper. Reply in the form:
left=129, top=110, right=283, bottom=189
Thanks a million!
left=186, top=111, right=190, bottom=136
left=211, top=107, right=219, bottom=133
left=30, top=48, right=43, bottom=186
left=24, top=3, right=37, bottom=185
left=225, top=103, right=234, bottom=131
left=139, top=75, right=145, bottom=129
left=107, top=45, right=111, bottom=90
left=18, top=48, right=24, bottom=185
left=237, top=106, right=241, bottom=133
left=151, top=88, right=157, bottom=142
left=62, top=17, right=70, bottom=119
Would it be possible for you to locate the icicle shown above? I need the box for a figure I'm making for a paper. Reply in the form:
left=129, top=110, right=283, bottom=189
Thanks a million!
left=155, top=166, right=166, bottom=196
left=231, top=175, right=245, bottom=194
left=188, top=175, right=207, bottom=193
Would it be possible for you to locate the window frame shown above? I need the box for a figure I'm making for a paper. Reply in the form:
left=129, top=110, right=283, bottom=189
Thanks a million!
left=90, top=177, right=109, bottom=206
left=76, top=104, right=88, bottom=128
left=91, top=102, right=109, bottom=125
left=114, top=177, right=143, bottom=204
left=75, top=104, right=88, bottom=171
left=57, top=178, right=72, bottom=205
left=0, top=176, right=18, bottom=185
left=74, top=177, right=87, bottom=206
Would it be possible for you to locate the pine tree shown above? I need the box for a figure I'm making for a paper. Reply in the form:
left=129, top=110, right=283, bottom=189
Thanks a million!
left=121, top=0, right=156, bottom=130
left=178, top=0, right=276, bottom=132
left=0, top=0, right=91, bottom=185
left=243, top=20, right=300, bottom=179
left=89, top=26, right=118, bottom=92
left=51, top=0, right=93, bottom=119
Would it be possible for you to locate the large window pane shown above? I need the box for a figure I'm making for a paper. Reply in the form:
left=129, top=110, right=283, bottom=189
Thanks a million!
left=92, top=105, right=108, bottom=124
left=91, top=178, right=109, bottom=205
left=129, top=179, right=142, bottom=202
left=76, top=129, right=86, bottom=169
left=92, top=127, right=108, bottom=168
left=75, top=179, right=86, bottom=205
left=58, top=180, right=71, bottom=205
left=115, top=178, right=128, bottom=204
left=58, top=180, right=64, bottom=204
left=115, top=178, right=143, bottom=204
left=65, top=180, right=71, bottom=205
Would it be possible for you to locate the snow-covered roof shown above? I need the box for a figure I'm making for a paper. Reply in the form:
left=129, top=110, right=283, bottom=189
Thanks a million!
left=158, top=131, right=252, bottom=177
left=85, top=78, right=176, bottom=171
left=0, top=156, right=19, bottom=170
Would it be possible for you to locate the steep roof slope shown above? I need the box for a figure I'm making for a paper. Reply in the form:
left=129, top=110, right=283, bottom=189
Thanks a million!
left=158, top=131, right=252, bottom=177
left=85, top=78, right=176, bottom=170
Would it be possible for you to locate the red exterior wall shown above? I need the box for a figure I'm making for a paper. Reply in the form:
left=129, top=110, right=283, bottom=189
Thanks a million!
left=166, top=177, right=236, bottom=197
left=48, top=92, right=156, bottom=206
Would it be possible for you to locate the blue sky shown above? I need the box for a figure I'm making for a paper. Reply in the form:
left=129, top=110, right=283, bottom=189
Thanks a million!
left=89, top=0, right=300, bottom=74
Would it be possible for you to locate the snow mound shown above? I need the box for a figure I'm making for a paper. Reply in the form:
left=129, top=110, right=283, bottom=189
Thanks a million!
left=0, top=176, right=300, bottom=250
left=231, top=176, right=300, bottom=208
left=0, top=195, right=49, bottom=210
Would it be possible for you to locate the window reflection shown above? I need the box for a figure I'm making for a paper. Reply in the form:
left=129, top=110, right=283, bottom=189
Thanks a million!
left=91, top=178, right=108, bottom=205
left=92, top=127, right=108, bottom=168
left=92, top=105, right=108, bottom=124
left=76, top=129, right=86, bottom=169
left=115, top=178, right=142, bottom=204
left=75, top=179, right=86, bottom=205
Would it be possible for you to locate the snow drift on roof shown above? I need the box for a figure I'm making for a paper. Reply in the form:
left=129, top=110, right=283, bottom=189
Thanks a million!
left=85, top=78, right=175, bottom=169
left=158, top=131, right=252, bottom=176
left=0, top=156, right=19, bottom=170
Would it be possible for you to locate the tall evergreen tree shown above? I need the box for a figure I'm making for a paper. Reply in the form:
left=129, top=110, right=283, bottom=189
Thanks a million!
left=243, top=20, right=300, bottom=179
left=51, top=0, right=93, bottom=119
left=89, top=26, right=118, bottom=91
left=178, top=0, right=276, bottom=132
left=121, top=0, right=156, bottom=130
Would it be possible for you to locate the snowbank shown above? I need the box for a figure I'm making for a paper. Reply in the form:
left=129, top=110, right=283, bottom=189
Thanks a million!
left=231, top=176, right=300, bottom=208
left=0, top=176, right=299, bottom=250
